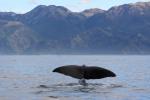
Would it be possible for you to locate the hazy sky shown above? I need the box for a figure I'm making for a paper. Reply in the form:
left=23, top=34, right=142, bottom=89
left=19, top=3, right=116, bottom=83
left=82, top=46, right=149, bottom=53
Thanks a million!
left=0, top=0, right=149, bottom=13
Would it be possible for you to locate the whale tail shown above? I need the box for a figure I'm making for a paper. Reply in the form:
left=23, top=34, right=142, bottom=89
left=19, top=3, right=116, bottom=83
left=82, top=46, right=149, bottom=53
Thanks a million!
left=53, top=65, right=116, bottom=85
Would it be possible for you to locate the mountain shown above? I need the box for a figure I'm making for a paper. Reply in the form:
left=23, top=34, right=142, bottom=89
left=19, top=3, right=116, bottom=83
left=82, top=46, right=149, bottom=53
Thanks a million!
left=83, top=2, right=150, bottom=54
left=0, top=2, right=150, bottom=54
left=82, top=8, right=105, bottom=17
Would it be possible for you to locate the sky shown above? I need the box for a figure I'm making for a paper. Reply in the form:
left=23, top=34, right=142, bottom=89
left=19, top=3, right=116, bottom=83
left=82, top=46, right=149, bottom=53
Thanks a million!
left=0, top=0, right=149, bottom=13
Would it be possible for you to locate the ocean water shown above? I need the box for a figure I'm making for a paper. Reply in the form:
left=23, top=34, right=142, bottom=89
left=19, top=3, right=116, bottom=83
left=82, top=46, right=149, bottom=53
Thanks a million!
left=0, top=55, right=149, bottom=100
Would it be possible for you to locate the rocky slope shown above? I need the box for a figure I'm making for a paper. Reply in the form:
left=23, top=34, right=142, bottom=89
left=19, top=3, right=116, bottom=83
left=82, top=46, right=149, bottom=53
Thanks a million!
left=0, top=2, right=150, bottom=54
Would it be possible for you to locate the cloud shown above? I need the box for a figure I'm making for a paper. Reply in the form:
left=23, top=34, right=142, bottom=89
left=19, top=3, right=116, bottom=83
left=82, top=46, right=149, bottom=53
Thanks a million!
left=29, top=0, right=38, bottom=4
left=81, top=0, right=91, bottom=4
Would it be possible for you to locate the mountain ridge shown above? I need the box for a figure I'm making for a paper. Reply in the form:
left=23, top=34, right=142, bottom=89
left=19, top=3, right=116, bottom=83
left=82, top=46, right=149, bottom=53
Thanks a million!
left=0, top=2, right=150, bottom=54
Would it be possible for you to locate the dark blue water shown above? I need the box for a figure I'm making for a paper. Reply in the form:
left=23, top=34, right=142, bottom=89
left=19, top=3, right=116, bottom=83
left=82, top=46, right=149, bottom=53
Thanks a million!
left=0, top=55, right=149, bottom=100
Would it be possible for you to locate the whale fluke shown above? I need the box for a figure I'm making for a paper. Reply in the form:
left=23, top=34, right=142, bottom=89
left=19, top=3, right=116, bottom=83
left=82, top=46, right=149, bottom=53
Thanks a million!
left=53, top=65, right=116, bottom=80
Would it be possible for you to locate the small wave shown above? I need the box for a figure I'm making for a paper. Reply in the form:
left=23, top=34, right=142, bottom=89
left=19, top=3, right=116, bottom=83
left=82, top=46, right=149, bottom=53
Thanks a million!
left=37, top=85, right=50, bottom=88
left=107, top=84, right=124, bottom=88
left=48, top=96, right=58, bottom=98
left=37, top=83, right=104, bottom=88
left=35, top=83, right=124, bottom=94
